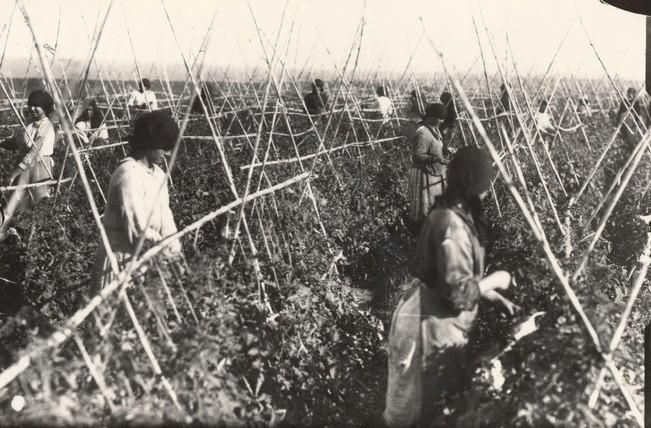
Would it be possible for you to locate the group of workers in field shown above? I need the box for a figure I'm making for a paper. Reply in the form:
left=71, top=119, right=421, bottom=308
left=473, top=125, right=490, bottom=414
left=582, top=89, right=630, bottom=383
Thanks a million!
left=0, top=75, right=645, bottom=427
left=0, top=79, right=179, bottom=295
left=383, top=81, right=647, bottom=426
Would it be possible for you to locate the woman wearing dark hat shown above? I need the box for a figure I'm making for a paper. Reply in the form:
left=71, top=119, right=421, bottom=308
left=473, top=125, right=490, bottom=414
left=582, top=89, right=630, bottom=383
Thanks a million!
left=407, top=102, right=448, bottom=232
left=385, top=146, right=520, bottom=428
left=0, top=89, right=56, bottom=225
left=90, top=110, right=182, bottom=293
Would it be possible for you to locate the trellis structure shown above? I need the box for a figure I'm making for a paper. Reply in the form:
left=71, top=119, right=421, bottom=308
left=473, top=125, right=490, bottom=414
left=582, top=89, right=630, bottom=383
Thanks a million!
left=0, top=0, right=647, bottom=426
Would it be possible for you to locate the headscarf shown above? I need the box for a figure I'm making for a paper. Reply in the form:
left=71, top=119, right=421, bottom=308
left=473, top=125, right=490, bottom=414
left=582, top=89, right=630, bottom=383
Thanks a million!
left=27, top=90, right=54, bottom=115
left=422, top=103, right=447, bottom=120
left=441, top=146, right=494, bottom=245
left=128, top=110, right=179, bottom=152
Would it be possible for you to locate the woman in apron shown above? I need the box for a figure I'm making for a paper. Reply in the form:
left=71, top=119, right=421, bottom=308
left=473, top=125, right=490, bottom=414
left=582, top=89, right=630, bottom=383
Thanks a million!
left=386, top=146, right=520, bottom=427
left=407, top=103, right=448, bottom=234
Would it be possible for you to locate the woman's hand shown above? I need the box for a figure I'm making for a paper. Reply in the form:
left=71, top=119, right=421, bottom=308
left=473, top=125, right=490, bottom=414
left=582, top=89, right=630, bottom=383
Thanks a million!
left=481, top=290, right=521, bottom=317
left=143, top=228, right=163, bottom=242
left=499, top=296, right=521, bottom=317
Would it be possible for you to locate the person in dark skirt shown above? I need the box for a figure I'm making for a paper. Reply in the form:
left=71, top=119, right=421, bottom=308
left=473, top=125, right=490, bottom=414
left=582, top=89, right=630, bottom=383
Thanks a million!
left=385, top=146, right=520, bottom=427
left=303, top=78, right=330, bottom=115
left=191, top=83, right=215, bottom=115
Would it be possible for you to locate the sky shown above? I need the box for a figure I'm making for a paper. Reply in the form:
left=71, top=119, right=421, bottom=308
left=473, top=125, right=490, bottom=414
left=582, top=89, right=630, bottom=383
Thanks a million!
left=0, top=0, right=647, bottom=82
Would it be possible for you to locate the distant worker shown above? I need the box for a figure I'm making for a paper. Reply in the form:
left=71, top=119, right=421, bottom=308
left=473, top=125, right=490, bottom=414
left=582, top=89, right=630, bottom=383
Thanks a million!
left=407, top=103, right=449, bottom=233
left=408, top=89, right=426, bottom=118
left=385, top=146, right=519, bottom=428
left=615, top=87, right=647, bottom=151
left=403, top=89, right=427, bottom=141
left=535, top=101, right=556, bottom=135
left=90, top=111, right=183, bottom=294
left=0, top=89, right=56, bottom=230
left=576, top=97, right=591, bottom=117
left=498, top=83, right=511, bottom=113
left=534, top=100, right=557, bottom=151
left=128, top=78, right=158, bottom=111
left=375, top=86, right=394, bottom=124
left=439, top=91, right=459, bottom=155
left=497, top=83, right=514, bottom=136
left=191, top=82, right=216, bottom=115
left=74, top=99, right=109, bottom=145
left=304, top=78, right=330, bottom=115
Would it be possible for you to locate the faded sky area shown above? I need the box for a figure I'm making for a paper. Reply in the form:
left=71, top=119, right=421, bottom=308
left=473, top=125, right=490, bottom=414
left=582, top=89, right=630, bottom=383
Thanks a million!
left=0, top=0, right=646, bottom=82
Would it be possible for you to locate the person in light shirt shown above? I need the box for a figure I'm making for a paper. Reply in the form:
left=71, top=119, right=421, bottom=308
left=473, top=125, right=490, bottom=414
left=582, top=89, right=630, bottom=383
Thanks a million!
left=534, top=100, right=558, bottom=152
left=127, top=78, right=158, bottom=110
left=90, top=110, right=182, bottom=294
left=0, top=90, right=56, bottom=227
left=375, top=86, right=394, bottom=124
left=74, top=98, right=109, bottom=144
left=534, top=100, right=556, bottom=136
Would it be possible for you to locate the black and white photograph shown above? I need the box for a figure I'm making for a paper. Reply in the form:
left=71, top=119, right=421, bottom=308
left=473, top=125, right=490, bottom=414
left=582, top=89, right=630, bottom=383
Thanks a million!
left=0, top=0, right=649, bottom=426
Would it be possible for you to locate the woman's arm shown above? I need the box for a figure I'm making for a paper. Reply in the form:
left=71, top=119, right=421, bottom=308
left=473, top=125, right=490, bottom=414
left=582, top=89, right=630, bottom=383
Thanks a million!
left=435, top=224, right=482, bottom=312
left=478, top=270, right=511, bottom=295
left=413, top=130, right=447, bottom=166
left=10, top=123, right=55, bottom=182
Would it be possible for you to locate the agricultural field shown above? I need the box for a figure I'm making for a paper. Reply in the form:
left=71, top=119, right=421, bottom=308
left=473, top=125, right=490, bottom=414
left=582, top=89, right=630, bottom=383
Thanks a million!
left=0, top=1, right=649, bottom=428
left=0, top=70, right=647, bottom=427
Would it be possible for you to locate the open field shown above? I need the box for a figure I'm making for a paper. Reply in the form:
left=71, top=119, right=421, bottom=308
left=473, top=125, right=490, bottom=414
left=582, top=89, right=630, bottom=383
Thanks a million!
left=0, top=1, right=649, bottom=427
left=0, top=70, right=647, bottom=427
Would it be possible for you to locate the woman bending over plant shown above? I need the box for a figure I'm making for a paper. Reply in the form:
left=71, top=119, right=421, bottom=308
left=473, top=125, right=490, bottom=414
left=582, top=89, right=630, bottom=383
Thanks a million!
left=385, top=146, right=519, bottom=427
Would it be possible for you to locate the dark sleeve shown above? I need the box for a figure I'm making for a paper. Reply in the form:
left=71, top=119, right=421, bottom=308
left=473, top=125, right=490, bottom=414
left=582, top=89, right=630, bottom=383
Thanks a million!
left=0, top=135, right=18, bottom=150
left=500, top=93, right=510, bottom=111
left=616, top=102, right=627, bottom=123
left=435, top=220, right=481, bottom=311
left=304, top=94, right=313, bottom=113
